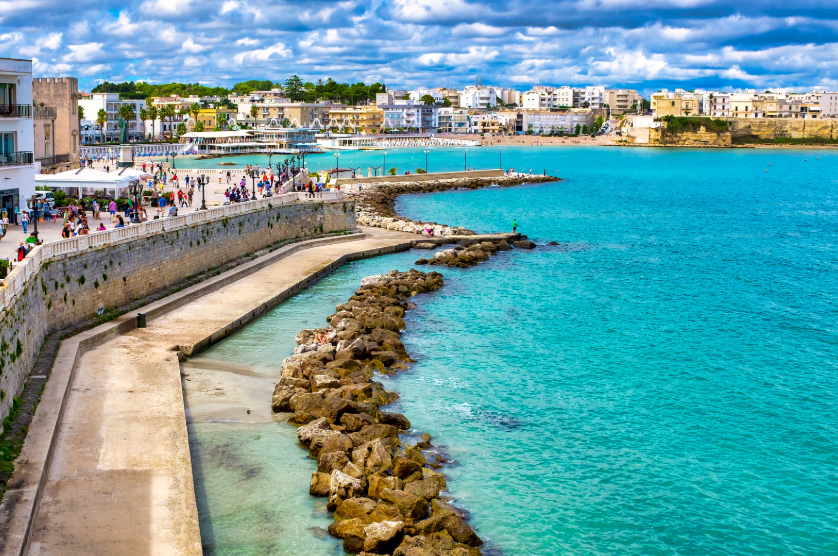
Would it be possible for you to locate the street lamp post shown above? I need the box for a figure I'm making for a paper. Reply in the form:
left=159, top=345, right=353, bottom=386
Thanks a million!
left=171, top=151, right=177, bottom=170
left=499, top=149, right=502, bottom=170
left=25, top=195, right=39, bottom=241
left=250, top=170, right=257, bottom=199
left=199, top=174, right=207, bottom=210
left=423, top=149, right=429, bottom=173
left=464, top=149, right=468, bottom=171
left=334, top=152, right=340, bottom=174
left=382, top=150, right=387, bottom=175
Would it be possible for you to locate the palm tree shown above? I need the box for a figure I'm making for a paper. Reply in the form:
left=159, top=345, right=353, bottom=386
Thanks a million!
left=96, top=109, right=107, bottom=142
left=78, top=105, right=84, bottom=125
left=195, top=121, right=205, bottom=132
left=250, top=105, right=258, bottom=127
left=217, top=112, right=228, bottom=131
left=139, top=108, right=149, bottom=139
left=148, top=106, right=159, bottom=140
left=159, top=105, right=175, bottom=139
left=190, top=103, right=201, bottom=130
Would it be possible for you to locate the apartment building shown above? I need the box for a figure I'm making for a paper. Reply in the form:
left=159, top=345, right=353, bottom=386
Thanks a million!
left=604, top=89, right=643, bottom=114
left=651, top=90, right=701, bottom=117
left=523, top=109, right=595, bottom=134
left=0, top=57, right=35, bottom=217
left=729, top=93, right=764, bottom=118
left=437, top=107, right=470, bottom=133
left=437, top=88, right=461, bottom=108
left=236, top=102, right=333, bottom=128
left=78, top=92, right=145, bottom=141
left=469, top=113, right=512, bottom=134
left=522, top=86, right=584, bottom=110
left=583, top=87, right=605, bottom=109
left=327, top=105, right=384, bottom=134
left=703, top=93, right=731, bottom=117
left=409, top=88, right=444, bottom=104
left=32, top=77, right=80, bottom=173
left=196, top=107, right=237, bottom=129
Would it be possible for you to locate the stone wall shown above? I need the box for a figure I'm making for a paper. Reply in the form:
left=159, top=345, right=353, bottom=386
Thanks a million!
left=0, top=199, right=356, bottom=425
left=723, top=118, right=838, bottom=140
left=650, top=128, right=732, bottom=146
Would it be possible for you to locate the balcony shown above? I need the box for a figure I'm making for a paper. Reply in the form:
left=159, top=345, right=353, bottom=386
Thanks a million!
left=0, top=104, right=31, bottom=118
left=0, top=151, right=34, bottom=167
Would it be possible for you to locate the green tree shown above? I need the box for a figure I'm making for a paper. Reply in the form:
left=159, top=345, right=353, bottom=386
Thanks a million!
left=96, top=109, right=107, bottom=142
left=139, top=107, right=149, bottom=139
left=159, top=104, right=175, bottom=138
left=442, top=98, right=452, bottom=107
left=594, top=115, right=604, bottom=130
left=118, top=103, right=136, bottom=123
left=284, top=75, right=305, bottom=102
left=249, top=105, right=258, bottom=126
left=217, top=112, right=228, bottom=130
left=148, top=105, right=158, bottom=139
left=574, top=123, right=581, bottom=135
left=388, top=167, right=397, bottom=175
left=280, top=117, right=290, bottom=127
left=195, top=121, right=205, bottom=132
left=176, top=122, right=187, bottom=136
left=582, top=124, right=589, bottom=134
left=420, top=94, right=436, bottom=106
left=189, top=102, right=201, bottom=126
left=78, top=105, right=84, bottom=124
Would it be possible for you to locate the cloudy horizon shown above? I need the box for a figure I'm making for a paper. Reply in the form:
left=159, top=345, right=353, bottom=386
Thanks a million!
left=1, top=0, right=837, bottom=95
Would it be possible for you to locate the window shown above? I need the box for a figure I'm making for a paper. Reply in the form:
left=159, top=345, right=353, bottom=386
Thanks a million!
left=0, top=83, right=16, bottom=105
left=1, top=132, right=15, bottom=153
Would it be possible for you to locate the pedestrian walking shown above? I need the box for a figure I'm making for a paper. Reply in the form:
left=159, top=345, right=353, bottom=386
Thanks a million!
left=108, top=200, right=117, bottom=220
left=20, top=211, right=29, bottom=234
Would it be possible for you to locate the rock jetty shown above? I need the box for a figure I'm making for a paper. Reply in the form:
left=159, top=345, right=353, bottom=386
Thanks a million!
left=348, top=174, right=559, bottom=236
left=273, top=266, right=495, bottom=555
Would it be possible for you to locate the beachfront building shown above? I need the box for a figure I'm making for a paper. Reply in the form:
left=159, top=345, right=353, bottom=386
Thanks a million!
left=409, top=88, right=444, bottom=104
left=327, top=106, right=384, bottom=134
left=32, top=76, right=80, bottom=173
left=604, top=89, right=643, bottom=114
left=729, top=93, right=764, bottom=118
left=179, top=128, right=317, bottom=154
left=437, top=108, right=470, bottom=133
left=0, top=57, right=36, bottom=217
left=235, top=102, right=334, bottom=129
left=583, top=87, right=605, bottom=109
left=522, top=86, right=582, bottom=110
left=196, top=107, right=237, bottom=130
left=702, top=93, right=731, bottom=117
left=651, top=90, right=701, bottom=117
left=468, top=113, right=512, bottom=134
left=523, top=109, right=595, bottom=134
left=375, top=94, right=439, bottom=132
left=459, top=85, right=518, bottom=110
left=78, top=92, right=145, bottom=142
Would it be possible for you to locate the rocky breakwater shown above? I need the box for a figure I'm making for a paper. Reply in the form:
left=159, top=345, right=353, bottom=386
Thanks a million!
left=272, top=268, right=488, bottom=555
left=348, top=174, right=559, bottom=236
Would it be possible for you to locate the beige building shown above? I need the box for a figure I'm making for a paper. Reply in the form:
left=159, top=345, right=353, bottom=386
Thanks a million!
left=196, top=108, right=237, bottom=129
left=32, top=77, right=79, bottom=173
left=729, top=93, right=764, bottom=118
left=651, top=91, right=701, bottom=117
left=604, top=89, right=642, bottom=114
left=327, top=106, right=384, bottom=134
left=236, top=102, right=334, bottom=128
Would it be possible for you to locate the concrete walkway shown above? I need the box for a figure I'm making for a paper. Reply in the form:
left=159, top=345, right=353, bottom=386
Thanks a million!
left=22, top=227, right=417, bottom=556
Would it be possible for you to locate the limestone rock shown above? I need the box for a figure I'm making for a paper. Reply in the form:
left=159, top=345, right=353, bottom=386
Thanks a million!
left=513, top=240, right=536, bottom=249
left=318, top=451, right=350, bottom=474
left=379, top=488, right=428, bottom=520
left=297, top=417, right=330, bottom=445
left=394, top=456, right=423, bottom=480
left=309, top=472, right=331, bottom=496
left=312, top=374, right=341, bottom=390
left=444, top=515, right=482, bottom=546
left=335, top=497, right=378, bottom=523
left=328, top=517, right=367, bottom=553
left=363, top=520, right=405, bottom=553
left=368, top=474, right=405, bottom=499
left=328, top=470, right=365, bottom=510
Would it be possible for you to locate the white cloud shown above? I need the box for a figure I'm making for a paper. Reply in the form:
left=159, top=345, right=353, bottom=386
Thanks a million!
left=182, top=38, right=206, bottom=53
left=235, top=38, right=258, bottom=46
left=221, top=0, right=238, bottom=13
left=183, top=56, right=207, bottom=67
left=419, top=46, right=499, bottom=67
left=453, top=23, right=507, bottom=37
left=233, top=42, right=291, bottom=64
left=65, top=42, right=105, bottom=63
left=0, top=32, right=22, bottom=43
left=140, top=0, right=191, bottom=15
left=104, top=13, right=140, bottom=35
left=32, top=57, right=73, bottom=75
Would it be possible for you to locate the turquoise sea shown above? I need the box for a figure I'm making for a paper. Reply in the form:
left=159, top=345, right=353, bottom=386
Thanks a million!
left=189, top=147, right=838, bottom=555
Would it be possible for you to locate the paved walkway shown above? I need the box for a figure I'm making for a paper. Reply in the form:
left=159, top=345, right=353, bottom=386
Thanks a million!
left=25, top=227, right=417, bottom=556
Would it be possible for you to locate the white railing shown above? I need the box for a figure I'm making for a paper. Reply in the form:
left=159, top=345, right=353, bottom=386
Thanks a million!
left=0, top=189, right=346, bottom=311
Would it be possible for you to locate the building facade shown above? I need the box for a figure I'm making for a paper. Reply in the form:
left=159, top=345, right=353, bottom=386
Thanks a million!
left=523, top=109, right=595, bottom=134
left=651, top=91, right=701, bottom=117
left=327, top=106, right=384, bottom=134
left=78, top=93, right=145, bottom=142
left=32, top=77, right=79, bottom=173
left=0, top=58, right=35, bottom=217
left=604, top=89, right=643, bottom=114
left=437, top=108, right=470, bottom=133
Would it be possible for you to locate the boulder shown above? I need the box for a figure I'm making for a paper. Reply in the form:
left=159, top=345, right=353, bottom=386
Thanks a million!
left=318, top=451, right=350, bottom=474
left=379, top=488, right=428, bottom=520
left=496, top=240, right=512, bottom=251
left=363, top=520, right=406, bottom=553
left=404, top=445, right=427, bottom=465
left=327, top=518, right=367, bottom=553
left=271, top=386, right=298, bottom=412
left=349, top=424, right=399, bottom=447
left=343, top=461, right=366, bottom=481
left=413, top=242, right=437, bottom=249
left=318, top=431, right=354, bottom=456
left=312, top=374, right=341, bottom=390
left=379, top=411, right=411, bottom=430
left=309, top=472, right=331, bottom=496
left=335, top=497, right=378, bottom=523
left=297, top=417, right=330, bottom=445
left=289, top=392, right=325, bottom=415
left=368, top=474, right=405, bottom=499
left=328, top=470, right=365, bottom=510
left=404, top=477, right=441, bottom=500
left=393, top=456, right=423, bottom=480
left=340, top=411, right=375, bottom=432
left=278, top=376, right=311, bottom=389
left=444, top=515, right=482, bottom=546
left=371, top=350, right=399, bottom=366
left=513, top=240, right=536, bottom=249
left=415, top=513, right=447, bottom=535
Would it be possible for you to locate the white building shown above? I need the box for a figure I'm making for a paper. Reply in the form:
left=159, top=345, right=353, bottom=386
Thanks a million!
left=78, top=93, right=146, bottom=142
left=409, top=88, right=444, bottom=104
left=376, top=95, right=439, bottom=131
left=583, top=86, right=605, bottom=109
left=523, top=109, right=595, bottom=134
left=0, top=57, right=36, bottom=217
left=438, top=108, right=470, bottom=133
left=703, top=92, right=731, bottom=117
left=459, top=86, right=517, bottom=110
left=522, top=86, right=583, bottom=110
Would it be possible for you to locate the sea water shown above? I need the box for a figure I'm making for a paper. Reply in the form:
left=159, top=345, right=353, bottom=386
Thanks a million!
left=189, top=147, right=838, bottom=555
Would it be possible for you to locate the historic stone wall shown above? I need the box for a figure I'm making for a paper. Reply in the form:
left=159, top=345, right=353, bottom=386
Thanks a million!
left=650, top=128, right=732, bottom=146
left=723, top=118, right=838, bottom=140
left=0, top=200, right=356, bottom=425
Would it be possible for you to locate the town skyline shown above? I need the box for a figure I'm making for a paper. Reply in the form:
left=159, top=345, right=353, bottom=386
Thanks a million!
left=1, top=0, right=836, bottom=95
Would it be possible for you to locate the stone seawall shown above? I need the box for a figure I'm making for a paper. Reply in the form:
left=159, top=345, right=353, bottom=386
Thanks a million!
left=336, top=169, right=505, bottom=186
left=725, top=118, right=838, bottom=140
left=0, top=200, right=356, bottom=426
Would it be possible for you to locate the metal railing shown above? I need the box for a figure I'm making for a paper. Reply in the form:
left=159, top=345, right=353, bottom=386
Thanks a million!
left=0, top=151, right=34, bottom=167
left=0, top=189, right=346, bottom=311
left=37, top=154, right=70, bottom=166
left=0, top=104, right=31, bottom=118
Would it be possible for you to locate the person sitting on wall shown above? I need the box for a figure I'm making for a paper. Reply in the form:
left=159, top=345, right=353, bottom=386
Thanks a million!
left=16, top=242, right=27, bottom=261
left=97, top=223, right=107, bottom=231
left=168, top=205, right=178, bottom=217
left=115, top=215, right=125, bottom=228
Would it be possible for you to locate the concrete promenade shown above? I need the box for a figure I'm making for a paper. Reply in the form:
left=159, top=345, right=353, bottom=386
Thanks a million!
left=6, top=227, right=418, bottom=556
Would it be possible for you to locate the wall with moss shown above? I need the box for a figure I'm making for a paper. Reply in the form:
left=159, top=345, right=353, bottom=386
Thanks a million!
left=0, top=199, right=356, bottom=427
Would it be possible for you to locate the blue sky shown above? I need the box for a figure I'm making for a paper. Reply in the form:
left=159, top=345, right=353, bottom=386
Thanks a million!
left=1, top=0, right=837, bottom=94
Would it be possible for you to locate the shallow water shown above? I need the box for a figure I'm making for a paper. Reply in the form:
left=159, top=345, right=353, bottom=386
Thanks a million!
left=189, top=147, right=838, bottom=555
